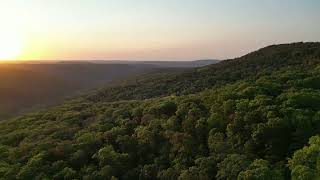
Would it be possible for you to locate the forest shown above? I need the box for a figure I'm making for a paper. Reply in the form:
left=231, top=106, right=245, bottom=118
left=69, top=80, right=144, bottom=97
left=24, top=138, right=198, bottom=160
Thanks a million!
left=0, top=42, right=319, bottom=179
left=0, top=60, right=215, bottom=119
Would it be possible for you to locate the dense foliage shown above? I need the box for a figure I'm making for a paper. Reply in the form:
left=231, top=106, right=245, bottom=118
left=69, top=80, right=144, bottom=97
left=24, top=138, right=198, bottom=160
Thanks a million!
left=85, top=42, right=320, bottom=103
left=0, top=42, right=320, bottom=179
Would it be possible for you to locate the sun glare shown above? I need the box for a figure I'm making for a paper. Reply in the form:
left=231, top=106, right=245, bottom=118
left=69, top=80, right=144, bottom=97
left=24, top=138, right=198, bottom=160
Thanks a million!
left=0, top=32, right=24, bottom=61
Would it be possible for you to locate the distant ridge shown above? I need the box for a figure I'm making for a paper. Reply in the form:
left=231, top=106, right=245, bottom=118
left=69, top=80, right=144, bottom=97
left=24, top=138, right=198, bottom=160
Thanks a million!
left=0, top=58, right=219, bottom=119
left=58, top=59, right=220, bottom=68
left=86, top=42, right=320, bottom=102
left=1, top=59, right=220, bottom=68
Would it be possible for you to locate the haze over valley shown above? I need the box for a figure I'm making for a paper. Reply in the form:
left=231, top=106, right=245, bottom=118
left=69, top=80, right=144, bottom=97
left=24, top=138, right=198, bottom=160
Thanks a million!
left=0, top=60, right=218, bottom=119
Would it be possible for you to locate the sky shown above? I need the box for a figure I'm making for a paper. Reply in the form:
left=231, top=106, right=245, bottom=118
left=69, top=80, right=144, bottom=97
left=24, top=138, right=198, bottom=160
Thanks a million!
left=0, top=0, right=320, bottom=61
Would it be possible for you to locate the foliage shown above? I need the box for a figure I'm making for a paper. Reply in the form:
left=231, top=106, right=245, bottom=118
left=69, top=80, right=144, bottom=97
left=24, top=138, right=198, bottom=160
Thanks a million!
left=0, top=42, right=319, bottom=179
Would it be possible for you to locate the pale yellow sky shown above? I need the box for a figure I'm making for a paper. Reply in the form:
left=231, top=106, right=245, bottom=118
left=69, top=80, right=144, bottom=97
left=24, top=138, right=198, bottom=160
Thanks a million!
left=0, top=0, right=320, bottom=61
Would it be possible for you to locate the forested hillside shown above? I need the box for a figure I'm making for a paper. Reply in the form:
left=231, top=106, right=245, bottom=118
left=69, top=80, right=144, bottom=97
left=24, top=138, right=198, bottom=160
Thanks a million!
left=0, top=63, right=184, bottom=119
left=0, top=42, right=320, bottom=179
left=0, top=63, right=152, bottom=119
left=85, top=42, right=320, bottom=103
left=0, top=60, right=218, bottom=119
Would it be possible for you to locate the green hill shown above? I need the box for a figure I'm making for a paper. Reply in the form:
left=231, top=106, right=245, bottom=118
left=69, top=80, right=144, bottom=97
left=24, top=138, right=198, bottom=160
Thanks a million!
left=85, top=42, right=320, bottom=103
left=0, top=63, right=155, bottom=119
left=0, top=60, right=219, bottom=120
left=0, top=42, right=320, bottom=179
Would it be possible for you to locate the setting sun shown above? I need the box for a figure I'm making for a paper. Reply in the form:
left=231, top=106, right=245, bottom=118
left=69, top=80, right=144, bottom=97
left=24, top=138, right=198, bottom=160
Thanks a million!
left=0, top=32, right=23, bottom=61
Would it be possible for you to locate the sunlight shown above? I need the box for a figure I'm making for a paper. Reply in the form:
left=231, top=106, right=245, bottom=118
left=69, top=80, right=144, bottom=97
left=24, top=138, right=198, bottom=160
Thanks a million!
left=0, top=31, right=24, bottom=61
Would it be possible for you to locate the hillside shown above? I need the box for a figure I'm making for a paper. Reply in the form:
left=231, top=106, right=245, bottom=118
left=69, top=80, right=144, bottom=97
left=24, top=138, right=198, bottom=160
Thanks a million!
left=0, top=60, right=219, bottom=119
left=0, top=61, right=201, bottom=119
left=85, top=42, right=320, bottom=103
left=0, top=42, right=320, bottom=179
left=0, top=63, right=156, bottom=119
left=59, top=59, right=220, bottom=68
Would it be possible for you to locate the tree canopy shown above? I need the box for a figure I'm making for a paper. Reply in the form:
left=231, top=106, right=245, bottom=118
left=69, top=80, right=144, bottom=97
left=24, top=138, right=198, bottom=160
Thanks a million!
left=0, top=42, right=320, bottom=179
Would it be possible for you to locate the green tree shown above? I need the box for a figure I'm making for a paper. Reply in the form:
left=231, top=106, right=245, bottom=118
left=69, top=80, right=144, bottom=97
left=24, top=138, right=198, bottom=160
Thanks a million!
left=17, top=152, right=49, bottom=179
left=289, top=135, right=320, bottom=180
left=238, top=159, right=283, bottom=180
left=216, top=154, right=251, bottom=180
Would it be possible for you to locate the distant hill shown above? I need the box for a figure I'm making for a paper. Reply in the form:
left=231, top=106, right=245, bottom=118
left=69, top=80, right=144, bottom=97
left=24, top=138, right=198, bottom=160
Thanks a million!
left=89, top=59, right=220, bottom=68
left=86, top=42, right=320, bottom=103
left=0, top=59, right=219, bottom=119
left=0, top=63, right=162, bottom=119
left=55, top=59, right=220, bottom=68
left=12, top=59, right=220, bottom=68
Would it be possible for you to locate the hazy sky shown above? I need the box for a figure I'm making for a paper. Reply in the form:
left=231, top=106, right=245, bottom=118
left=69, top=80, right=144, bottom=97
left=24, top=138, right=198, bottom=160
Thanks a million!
left=1, top=0, right=320, bottom=60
